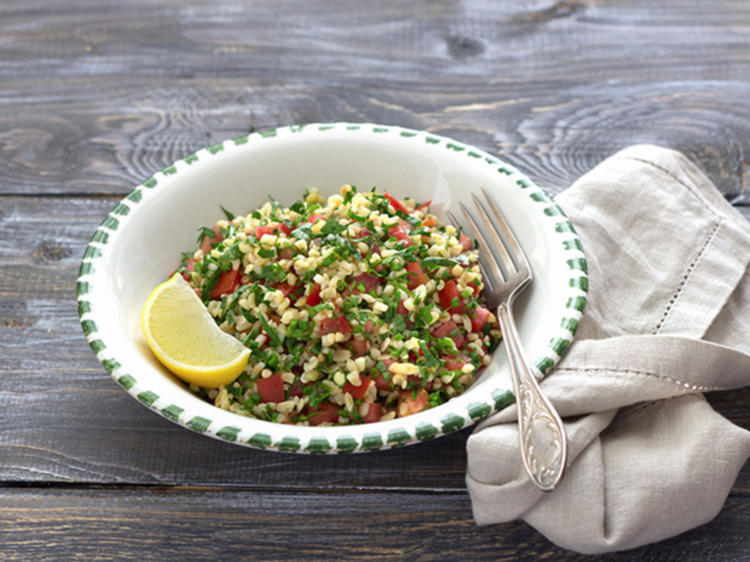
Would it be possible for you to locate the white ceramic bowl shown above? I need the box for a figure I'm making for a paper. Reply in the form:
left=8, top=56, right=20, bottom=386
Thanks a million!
left=77, top=123, right=587, bottom=453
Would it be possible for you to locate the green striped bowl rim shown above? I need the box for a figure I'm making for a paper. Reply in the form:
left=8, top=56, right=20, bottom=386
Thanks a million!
left=77, top=122, right=587, bottom=453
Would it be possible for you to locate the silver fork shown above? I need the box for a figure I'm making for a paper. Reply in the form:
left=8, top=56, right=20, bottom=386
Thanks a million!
left=449, top=187, right=567, bottom=491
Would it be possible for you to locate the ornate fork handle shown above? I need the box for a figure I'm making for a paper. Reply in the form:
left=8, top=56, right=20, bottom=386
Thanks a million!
left=496, top=299, right=567, bottom=491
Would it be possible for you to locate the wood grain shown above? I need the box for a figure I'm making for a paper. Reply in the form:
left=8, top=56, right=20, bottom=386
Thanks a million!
left=2, top=1, right=750, bottom=197
left=2, top=0, right=750, bottom=558
left=1, top=487, right=749, bottom=561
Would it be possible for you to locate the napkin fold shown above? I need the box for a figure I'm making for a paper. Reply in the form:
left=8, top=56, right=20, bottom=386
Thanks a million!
left=465, top=145, right=750, bottom=554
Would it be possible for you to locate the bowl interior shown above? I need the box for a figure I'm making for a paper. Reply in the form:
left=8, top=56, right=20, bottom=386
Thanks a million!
left=82, top=123, right=586, bottom=451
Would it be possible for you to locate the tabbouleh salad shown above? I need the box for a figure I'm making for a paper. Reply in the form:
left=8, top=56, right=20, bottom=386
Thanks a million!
left=176, top=185, right=501, bottom=425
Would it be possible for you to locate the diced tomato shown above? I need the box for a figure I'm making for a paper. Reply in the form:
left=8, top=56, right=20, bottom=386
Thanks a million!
left=459, top=231, right=474, bottom=252
left=180, top=257, right=197, bottom=282
left=406, top=375, right=432, bottom=393
left=357, top=227, right=379, bottom=255
left=209, top=268, right=240, bottom=299
left=348, top=339, right=369, bottom=357
left=438, top=279, right=464, bottom=314
left=453, top=332, right=467, bottom=349
left=397, top=300, right=409, bottom=317
left=383, top=192, right=408, bottom=214
left=397, top=389, right=429, bottom=417
left=373, top=374, right=389, bottom=391
left=362, top=402, right=383, bottom=423
left=371, top=359, right=395, bottom=390
left=469, top=277, right=482, bottom=296
left=470, top=306, right=491, bottom=333
left=288, top=380, right=304, bottom=398
left=256, top=374, right=285, bottom=403
left=388, top=224, right=413, bottom=246
left=444, top=353, right=471, bottom=372
left=274, top=281, right=303, bottom=300
left=416, top=200, right=432, bottom=212
left=199, top=225, right=223, bottom=254
left=367, top=360, right=388, bottom=390
left=307, top=213, right=326, bottom=224
left=307, top=402, right=339, bottom=426
left=351, top=274, right=381, bottom=294
left=306, top=283, right=322, bottom=306
left=431, top=319, right=458, bottom=339
left=405, top=261, right=428, bottom=290
left=343, top=375, right=373, bottom=400
left=279, top=247, right=294, bottom=259
left=254, top=223, right=291, bottom=239
left=430, top=319, right=466, bottom=349
left=319, top=314, right=352, bottom=335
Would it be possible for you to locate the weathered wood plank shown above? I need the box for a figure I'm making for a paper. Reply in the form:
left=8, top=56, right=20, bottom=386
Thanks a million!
left=3, top=81, right=750, bottom=197
left=0, top=487, right=748, bottom=561
left=2, top=1, right=750, bottom=195
left=2, top=1, right=750, bottom=556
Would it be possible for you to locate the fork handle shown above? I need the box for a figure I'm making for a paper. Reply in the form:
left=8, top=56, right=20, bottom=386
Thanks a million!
left=496, top=301, right=568, bottom=491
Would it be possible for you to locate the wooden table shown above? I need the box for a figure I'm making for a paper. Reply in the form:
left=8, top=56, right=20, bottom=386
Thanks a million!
left=2, top=1, right=748, bottom=559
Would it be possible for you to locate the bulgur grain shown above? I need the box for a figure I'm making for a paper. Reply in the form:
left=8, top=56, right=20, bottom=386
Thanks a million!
left=175, top=187, right=501, bottom=425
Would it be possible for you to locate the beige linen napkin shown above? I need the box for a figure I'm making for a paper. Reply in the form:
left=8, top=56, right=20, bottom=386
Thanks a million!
left=466, top=145, right=750, bottom=554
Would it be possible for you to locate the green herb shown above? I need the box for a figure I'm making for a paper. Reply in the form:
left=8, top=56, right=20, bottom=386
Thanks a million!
left=304, top=384, right=331, bottom=408
left=421, top=257, right=456, bottom=269
left=343, top=185, right=356, bottom=205
left=268, top=196, right=281, bottom=221
left=419, top=342, right=441, bottom=370
left=320, top=251, right=338, bottom=268
left=257, top=263, right=287, bottom=284
left=292, top=223, right=312, bottom=242
left=196, top=226, right=217, bottom=245
left=226, top=385, right=242, bottom=396
left=307, top=302, right=334, bottom=316
left=416, top=304, right=434, bottom=326
left=264, top=349, right=280, bottom=371
left=435, top=337, right=458, bottom=356
left=261, top=404, right=279, bottom=422
left=284, top=340, right=305, bottom=369
left=290, top=199, right=306, bottom=215
left=321, top=218, right=347, bottom=236
left=220, top=205, right=235, bottom=221
left=342, top=295, right=360, bottom=314
left=348, top=209, right=367, bottom=222
left=392, top=314, right=407, bottom=334
left=258, top=312, right=281, bottom=347
left=286, top=319, right=312, bottom=340
left=395, top=209, right=420, bottom=226
left=429, top=389, right=448, bottom=408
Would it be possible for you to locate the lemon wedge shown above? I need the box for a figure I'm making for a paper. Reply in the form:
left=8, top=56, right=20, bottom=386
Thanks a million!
left=141, top=274, right=250, bottom=388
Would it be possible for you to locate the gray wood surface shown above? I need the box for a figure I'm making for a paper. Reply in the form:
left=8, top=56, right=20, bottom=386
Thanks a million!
left=1, top=1, right=749, bottom=559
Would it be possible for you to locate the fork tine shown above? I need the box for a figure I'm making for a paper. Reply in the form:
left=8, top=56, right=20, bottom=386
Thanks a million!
left=457, top=202, right=509, bottom=283
left=465, top=193, right=518, bottom=276
left=447, top=209, right=502, bottom=290
left=480, top=187, right=531, bottom=274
